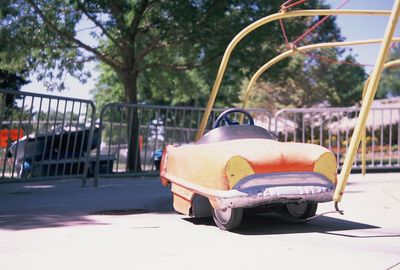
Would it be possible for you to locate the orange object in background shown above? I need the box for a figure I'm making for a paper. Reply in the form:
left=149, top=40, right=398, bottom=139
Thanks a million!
left=139, top=135, right=143, bottom=152
left=0, top=129, right=24, bottom=148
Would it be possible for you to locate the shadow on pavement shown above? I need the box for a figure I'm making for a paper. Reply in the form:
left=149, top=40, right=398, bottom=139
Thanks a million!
left=0, top=197, right=174, bottom=231
left=90, top=197, right=174, bottom=215
left=0, top=178, right=173, bottom=231
left=0, top=213, right=107, bottom=231
left=235, top=214, right=381, bottom=236
left=184, top=213, right=383, bottom=236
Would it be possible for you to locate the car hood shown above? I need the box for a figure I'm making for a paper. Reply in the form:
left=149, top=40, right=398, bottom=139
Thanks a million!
left=161, top=138, right=337, bottom=191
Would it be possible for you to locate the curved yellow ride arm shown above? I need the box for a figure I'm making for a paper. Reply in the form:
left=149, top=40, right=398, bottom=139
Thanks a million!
left=361, top=59, right=400, bottom=176
left=334, top=0, right=400, bottom=202
left=195, top=9, right=392, bottom=140
left=241, top=38, right=400, bottom=110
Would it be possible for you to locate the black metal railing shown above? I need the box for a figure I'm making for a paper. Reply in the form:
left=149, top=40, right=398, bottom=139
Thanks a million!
left=0, top=89, right=96, bottom=184
left=93, top=103, right=272, bottom=185
left=2, top=88, right=398, bottom=185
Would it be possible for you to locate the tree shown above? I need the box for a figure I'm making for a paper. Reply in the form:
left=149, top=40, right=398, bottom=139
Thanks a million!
left=326, top=54, right=367, bottom=107
left=377, top=43, right=400, bottom=98
left=0, top=70, right=29, bottom=92
left=245, top=50, right=367, bottom=111
left=0, top=0, right=358, bottom=170
left=0, top=70, right=29, bottom=122
left=93, top=2, right=366, bottom=111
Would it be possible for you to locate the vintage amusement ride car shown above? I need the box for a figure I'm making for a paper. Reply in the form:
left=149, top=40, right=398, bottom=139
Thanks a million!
left=160, top=108, right=337, bottom=230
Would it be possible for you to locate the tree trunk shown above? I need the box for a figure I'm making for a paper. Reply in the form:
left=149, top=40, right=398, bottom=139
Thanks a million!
left=121, top=72, right=141, bottom=172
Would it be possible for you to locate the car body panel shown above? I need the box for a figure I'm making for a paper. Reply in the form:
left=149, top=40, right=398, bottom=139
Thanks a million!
left=160, top=136, right=337, bottom=216
left=161, top=138, right=336, bottom=188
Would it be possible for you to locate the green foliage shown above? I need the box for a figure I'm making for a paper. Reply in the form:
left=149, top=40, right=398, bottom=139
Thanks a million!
left=377, top=44, right=400, bottom=98
left=0, top=70, right=29, bottom=92
left=90, top=64, right=124, bottom=111
left=1, top=0, right=354, bottom=109
left=90, top=0, right=366, bottom=109
left=0, top=0, right=88, bottom=91
left=246, top=49, right=367, bottom=111
left=327, top=54, right=367, bottom=107
left=0, top=70, right=29, bottom=121
left=1, top=0, right=368, bottom=111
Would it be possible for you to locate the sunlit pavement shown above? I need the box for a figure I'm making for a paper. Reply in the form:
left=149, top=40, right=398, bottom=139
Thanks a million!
left=0, top=173, right=399, bottom=270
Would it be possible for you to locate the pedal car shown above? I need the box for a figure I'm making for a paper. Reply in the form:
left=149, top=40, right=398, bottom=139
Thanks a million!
left=160, top=108, right=337, bottom=230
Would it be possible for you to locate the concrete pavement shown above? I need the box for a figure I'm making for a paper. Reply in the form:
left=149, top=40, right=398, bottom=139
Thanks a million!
left=0, top=173, right=399, bottom=270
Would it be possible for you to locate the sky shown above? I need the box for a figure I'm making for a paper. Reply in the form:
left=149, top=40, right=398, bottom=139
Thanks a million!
left=21, top=18, right=98, bottom=101
left=21, top=0, right=400, bottom=101
left=325, top=0, right=398, bottom=71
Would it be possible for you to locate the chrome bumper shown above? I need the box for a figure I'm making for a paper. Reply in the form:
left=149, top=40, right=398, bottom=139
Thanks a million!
left=215, top=172, right=334, bottom=209
left=163, top=172, right=335, bottom=210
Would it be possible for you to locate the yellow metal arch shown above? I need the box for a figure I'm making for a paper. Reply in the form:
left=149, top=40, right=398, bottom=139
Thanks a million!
left=241, top=38, right=400, bottom=110
left=361, top=59, right=400, bottom=176
left=196, top=9, right=392, bottom=141
left=334, top=1, right=400, bottom=202
left=241, top=41, right=400, bottom=182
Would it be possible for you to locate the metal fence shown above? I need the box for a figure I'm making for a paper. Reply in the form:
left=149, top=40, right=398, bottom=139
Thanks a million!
left=274, top=107, right=400, bottom=170
left=1, top=88, right=399, bottom=184
left=93, top=103, right=272, bottom=182
left=0, top=89, right=96, bottom=183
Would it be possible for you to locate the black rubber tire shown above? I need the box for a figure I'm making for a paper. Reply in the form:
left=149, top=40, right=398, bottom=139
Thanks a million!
left=282, top=202, right=318, bottom=222
left=212, top=207, right=243, bottom=231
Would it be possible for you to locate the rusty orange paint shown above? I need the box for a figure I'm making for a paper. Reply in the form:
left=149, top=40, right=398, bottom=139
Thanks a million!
left=161, top=139, right=337, bottom=191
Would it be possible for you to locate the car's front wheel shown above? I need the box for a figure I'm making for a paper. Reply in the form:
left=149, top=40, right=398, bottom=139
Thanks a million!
left=282, top=202, right=317, bottom=222
left=212, top=207, right=243, bottom=231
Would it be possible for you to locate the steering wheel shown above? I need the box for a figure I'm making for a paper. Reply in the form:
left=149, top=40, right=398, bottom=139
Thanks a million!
left=213, top=108, right=254, bottom=129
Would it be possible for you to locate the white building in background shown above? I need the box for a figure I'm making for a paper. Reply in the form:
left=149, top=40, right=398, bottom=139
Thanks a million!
left=328, top=97, right=400, bottom=133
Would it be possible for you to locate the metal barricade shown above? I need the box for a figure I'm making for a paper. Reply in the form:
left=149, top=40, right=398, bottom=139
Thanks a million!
left=274, top=107, right=400, bottom=170
left=2, top=87, right=398, bottom=184
left=94, top=103, right=272, bottom=183
left=0, top=89, right=96, bottom=184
